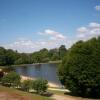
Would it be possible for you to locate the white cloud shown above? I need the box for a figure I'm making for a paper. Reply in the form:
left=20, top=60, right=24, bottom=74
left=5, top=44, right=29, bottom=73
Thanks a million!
left=5, top=39, right=67, bottom=53
left=39, top=29, right=66, bottom=40
left=2, top=23, right=100, bottom=53
left=77, top=34, right=86, bottom=38
left=3, top=30, right=68, bottom=53
left=89, top=22, right=100, bottom=28
left=77, top=22, right=100, bottom=40
left=4, top=39, right=35, bottom=53
left=95, top=5, right=100, bottom=11
left=55, top=34, right=66, bottom=39
left=77, top=27, right=88, bottom=33
left=45, top=29, right=57, bottom=35
left=90, top=28, right=100, bottom=35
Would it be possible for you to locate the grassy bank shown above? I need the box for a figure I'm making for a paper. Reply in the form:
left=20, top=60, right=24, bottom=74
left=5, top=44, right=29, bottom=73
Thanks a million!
left=0, top=85, right=53, bottom=100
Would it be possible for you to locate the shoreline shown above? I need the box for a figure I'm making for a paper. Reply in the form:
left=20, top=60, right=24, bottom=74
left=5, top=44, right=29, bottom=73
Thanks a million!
left=0, top=60, right=62, bottom=68
left=0, top=62, right=62, bottom=88
left=0, top=69, right=62, bottom=88
left=12, top=60, right=62, bottom=67
left=21, top=75, right=62, bottom=88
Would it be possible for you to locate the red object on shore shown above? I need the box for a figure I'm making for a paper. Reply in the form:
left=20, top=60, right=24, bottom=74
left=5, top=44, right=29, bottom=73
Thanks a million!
left=0, top=71, right=4, bottom=78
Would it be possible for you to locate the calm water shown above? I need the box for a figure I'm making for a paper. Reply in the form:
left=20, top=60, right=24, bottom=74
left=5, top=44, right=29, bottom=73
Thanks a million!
left=14, top=63, right=62, bottom=86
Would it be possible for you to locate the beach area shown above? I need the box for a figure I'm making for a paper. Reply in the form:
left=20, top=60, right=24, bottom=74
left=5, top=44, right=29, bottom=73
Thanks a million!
left=21, top=75, right=62, bottom=88
left=0, top=68, right=62, bottom=88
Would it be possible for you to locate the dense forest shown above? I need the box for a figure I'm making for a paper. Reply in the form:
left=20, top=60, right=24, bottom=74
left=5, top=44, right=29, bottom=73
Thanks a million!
left=0, top=45, right=67, bottom=66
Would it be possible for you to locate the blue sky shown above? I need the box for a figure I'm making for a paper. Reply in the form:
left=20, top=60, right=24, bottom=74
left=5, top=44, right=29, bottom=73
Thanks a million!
left=0, top=0, right=100, bottom=52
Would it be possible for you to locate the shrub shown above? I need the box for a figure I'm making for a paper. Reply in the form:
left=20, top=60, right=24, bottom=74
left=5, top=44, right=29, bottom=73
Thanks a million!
left=32, top=79, right=48, bottom=94
left=21, top=79, right=48, bottom=94
left=21, top=79, right=33, bottom=92
left=2, top=71, right=21, bottom=87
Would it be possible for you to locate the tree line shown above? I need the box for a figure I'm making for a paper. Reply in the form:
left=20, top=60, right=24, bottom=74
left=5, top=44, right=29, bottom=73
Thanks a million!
left=0, top=45, right=67, bottom=66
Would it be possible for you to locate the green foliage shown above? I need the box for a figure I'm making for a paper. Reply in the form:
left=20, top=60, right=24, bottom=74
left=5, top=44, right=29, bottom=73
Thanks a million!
left=21, top=79, right=33, bottom=92
left=15, top=53, right=33, bottom=64
left=2, top=72, right=21, bottom=87
left=21, top=79, right=48, bottom=94
left=48, top=48, right=59, bottom=60
left=31, top=46, right=67, bottom=63
left=0, top=45, right=67, bottom=65
left=32, top=79, right=48, bottom=94
left=0, top=47, right=7, bottom=65
left=0, top=47, right=19, bottom=66
left=59, top=45, right=67, bottom=59
left=58, top=37, right=100, bottom=98
left=31, top=48, right=49, bottom=63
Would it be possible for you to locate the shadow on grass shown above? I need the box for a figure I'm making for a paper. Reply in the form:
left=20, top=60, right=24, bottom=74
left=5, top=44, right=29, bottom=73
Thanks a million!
left=64, top=91, right=100, bottom=99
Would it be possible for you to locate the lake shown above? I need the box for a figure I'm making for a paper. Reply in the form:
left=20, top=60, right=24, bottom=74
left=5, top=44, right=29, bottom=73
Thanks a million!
left=14, top=63, right=62, bottom=87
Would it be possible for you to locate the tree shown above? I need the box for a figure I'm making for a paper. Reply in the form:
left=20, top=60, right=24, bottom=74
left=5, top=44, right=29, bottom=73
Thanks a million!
left=6, top=49, right=20, bottom=65
left=0, top=45, right=67, bottom=65
left=49, top=48, right=60, bottom=61
left=59, top=45, right=67, bottom=59
left=0, top=47, right=7, bottom=66
left=31, top=48, right=49, bottom=63
left=0, top=47, right=20, bottom=66
left=15, top=53, right=33, bottom=64
left=2, top=72, right=21, bottom=87
left=5, top=49, right=15, bottom=65
left=58, top=37, right=100, bottom=98
left=39, top=48, right=49, bottom=62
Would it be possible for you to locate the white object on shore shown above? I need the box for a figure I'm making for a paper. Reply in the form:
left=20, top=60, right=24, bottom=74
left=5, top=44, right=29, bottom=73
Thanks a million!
left=0, top=69, right=2, bottom=71
left=48, top=88, right=70, bottom=92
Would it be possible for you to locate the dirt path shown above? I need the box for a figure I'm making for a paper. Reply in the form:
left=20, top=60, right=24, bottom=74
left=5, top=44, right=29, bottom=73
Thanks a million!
left=52, top=94, right=99, bottom=100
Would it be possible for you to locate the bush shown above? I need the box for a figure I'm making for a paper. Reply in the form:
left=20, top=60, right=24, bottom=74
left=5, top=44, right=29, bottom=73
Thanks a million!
left=2, top=71, right=21, bottom=87
left=32, top=79, right=48, bottom=94
left=21, top=79, right=48, bottom=94
left=58, top=37, right=100, bottom=98
left=21, top=79, right=33, bottom=92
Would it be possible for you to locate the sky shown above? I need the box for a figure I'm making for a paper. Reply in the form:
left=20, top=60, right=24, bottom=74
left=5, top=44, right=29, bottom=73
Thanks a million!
left=0, top=0, right=100, bottom=53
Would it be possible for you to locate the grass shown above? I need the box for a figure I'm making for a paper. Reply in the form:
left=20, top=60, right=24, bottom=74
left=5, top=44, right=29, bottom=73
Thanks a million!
left=48, top=89, right=66, bottom=96
left=0, top=85, right=53, bottom=100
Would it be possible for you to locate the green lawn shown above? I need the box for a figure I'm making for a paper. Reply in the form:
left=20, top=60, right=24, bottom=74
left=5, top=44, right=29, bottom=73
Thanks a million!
left=0, top=85, right=53, bottom=100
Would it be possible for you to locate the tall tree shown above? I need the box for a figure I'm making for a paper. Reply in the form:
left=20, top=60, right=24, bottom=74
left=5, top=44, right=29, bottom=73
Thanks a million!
left=59, top=45, right=67, bottom=59
left=58, top=37, right=100, bottom=98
